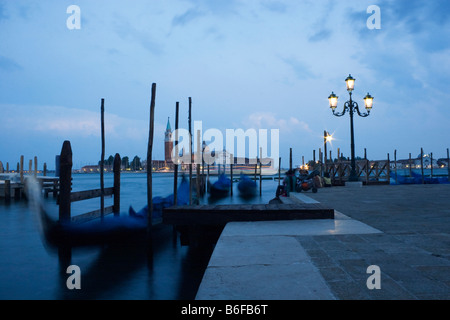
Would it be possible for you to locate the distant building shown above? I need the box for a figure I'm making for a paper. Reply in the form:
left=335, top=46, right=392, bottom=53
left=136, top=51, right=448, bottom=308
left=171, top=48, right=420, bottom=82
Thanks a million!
left=414, top=154, right=438, bottom=168
left=437, top=158, right=449, bottom=168
left=392, top=154, right=442, bottom=169
left=164, top=117, right=173, bottom=165
left=81, top=165, right=100, bottom=173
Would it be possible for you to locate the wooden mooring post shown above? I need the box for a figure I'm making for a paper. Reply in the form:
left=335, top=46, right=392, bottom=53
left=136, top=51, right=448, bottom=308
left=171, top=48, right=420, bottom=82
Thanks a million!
left=278, top=157, right=281, bottom=186
left=4, top=180, right=10, bottom=204
left=409, top=153, right=412, bottom=177
left=447, top=148, right=450, bottom=182
left=420, top=148, right=424, bottom=184
left=188, top=97, right=193, bottom=205
left=59, top=141, right=73, bottom=224
left=394, top=149, right=397, bottom=184
left=289, top=148, right=292, bottom=172
left=20, top=155, right=24, bottom=183
left=259, top=147, right=262, bottom=196
left=430, top=152, right=434, bottom=178
left=113, top=153, right=121, bottom=216
left=58, top=142, right=121, bottom=224
left=147, top=83, right=157, bottom=234
left=230, top=154, right=233, bottom=196
left=100, top=98, right=105, bottom=220
left=173, top=102, right=179, bottom=205
left=196, top=129, right=201, bottom=202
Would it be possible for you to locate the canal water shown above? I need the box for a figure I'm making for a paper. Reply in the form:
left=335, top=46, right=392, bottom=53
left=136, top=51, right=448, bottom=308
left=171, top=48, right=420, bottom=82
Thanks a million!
left=0, top=172, right=279, bottom=300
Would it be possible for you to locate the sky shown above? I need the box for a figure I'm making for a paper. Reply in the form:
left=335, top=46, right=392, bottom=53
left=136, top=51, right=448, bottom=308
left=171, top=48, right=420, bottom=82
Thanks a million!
left=1, top=0, right=449, bottom=170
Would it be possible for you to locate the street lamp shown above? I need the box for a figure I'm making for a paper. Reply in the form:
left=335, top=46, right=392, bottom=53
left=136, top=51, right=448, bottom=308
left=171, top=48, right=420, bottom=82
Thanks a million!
left=328, top=74, right=374, bottom=182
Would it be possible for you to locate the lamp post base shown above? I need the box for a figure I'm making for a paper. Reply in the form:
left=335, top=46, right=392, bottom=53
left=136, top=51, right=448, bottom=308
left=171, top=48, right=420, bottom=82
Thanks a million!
left=345, top=181, right=363, bottom=188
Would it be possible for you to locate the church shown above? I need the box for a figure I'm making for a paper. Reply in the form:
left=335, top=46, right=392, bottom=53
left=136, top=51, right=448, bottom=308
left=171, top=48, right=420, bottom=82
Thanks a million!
left=149, top=118, right=174, bottom=172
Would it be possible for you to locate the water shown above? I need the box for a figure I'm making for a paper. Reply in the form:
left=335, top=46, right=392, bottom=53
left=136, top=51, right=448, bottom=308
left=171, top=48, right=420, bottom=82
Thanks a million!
left=395, top=168, right=449, bottom=177
left=0, top=172, right=279, bottom=300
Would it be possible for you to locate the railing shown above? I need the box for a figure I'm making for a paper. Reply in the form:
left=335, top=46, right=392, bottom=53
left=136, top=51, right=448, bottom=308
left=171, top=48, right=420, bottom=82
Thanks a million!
left=58, top=140, right=121, bottom=224
left=323, top=159, right=390, bottom=185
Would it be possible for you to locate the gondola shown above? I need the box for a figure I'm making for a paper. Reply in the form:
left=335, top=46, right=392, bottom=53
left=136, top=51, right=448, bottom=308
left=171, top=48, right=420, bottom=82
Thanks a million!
left=209, top=173, right=231, bottom=198
left=129, top=175, right=190, bottom=219
left=237, top=173, right=257, bottom=197
left=28, top=176, right=190, bottom=247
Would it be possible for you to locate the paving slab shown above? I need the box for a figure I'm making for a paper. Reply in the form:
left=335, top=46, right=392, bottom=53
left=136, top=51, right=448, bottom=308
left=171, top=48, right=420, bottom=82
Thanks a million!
left=196, top=184, right=450, bottom=300
left=196, top=235, right=336, bottom=300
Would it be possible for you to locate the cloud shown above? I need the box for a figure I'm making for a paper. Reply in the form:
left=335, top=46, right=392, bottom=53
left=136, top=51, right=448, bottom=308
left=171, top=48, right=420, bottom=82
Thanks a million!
left=1, top=104, right=154, bottom=141
left=308, top=28, right=332, bottom=42
left=172, top=7, right=205, bottom=27
left=281, top=57, right=315, bottom=80
left=261, top=1, right=288, bottom=14
left=0, top=55, right=22, bottom=71
left=245, top=112, right=311, bottom=133
left=0, top=2, right=8, bottom=21
left=183, top=0, right=240, bottom=16
left=113, top=18, right=163, bottom=55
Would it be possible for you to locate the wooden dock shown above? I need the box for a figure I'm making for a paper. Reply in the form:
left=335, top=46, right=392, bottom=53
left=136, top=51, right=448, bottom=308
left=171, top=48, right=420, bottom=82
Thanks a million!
left=0, top=174, right=59, bottom=201
left=163, top=200, right=334, bottom=246
left=163, top=202, right=334, bottom=226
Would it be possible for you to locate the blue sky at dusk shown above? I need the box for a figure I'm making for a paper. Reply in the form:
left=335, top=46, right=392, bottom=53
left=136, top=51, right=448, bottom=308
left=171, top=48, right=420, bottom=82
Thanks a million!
left=1, top=0, right=449, bottom=170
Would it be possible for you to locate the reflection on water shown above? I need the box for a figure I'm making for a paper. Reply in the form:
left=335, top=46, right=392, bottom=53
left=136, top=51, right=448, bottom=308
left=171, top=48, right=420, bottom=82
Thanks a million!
left=0, top=173, right=279, bottom=300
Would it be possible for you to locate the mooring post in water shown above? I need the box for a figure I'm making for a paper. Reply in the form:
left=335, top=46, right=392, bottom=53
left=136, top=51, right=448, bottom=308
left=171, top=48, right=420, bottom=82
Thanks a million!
left=387, top=153, right=390, bottom=182
left=147, top=83, right=157, bottom=234
left=113, top=153, right=121, bottom=216
left=196, top=129, right=201, bottom=202
left=188, top=97, right=193, bottom=205
left=420, top=147, right=424, bottom=184
left=259, top=147, right=262, bottom=196
left=230, top=153, right=233, bottom=196
left=34, top=156, right=38, bottom=177
left=59, top=141, right=72, bottom=224
left=365, top=150, right=369, bottom=185
left=4, top=180, right=10, bottom=204
left=207, top=164, right=210, bottom=193
left=289, top=148, right=292, bottom=172
left=409, top=153, right=412, bottom=177
left=394, top=149, right=398, bottom=184
left=447, top=148, right=450, bottom=182
left=430, top=152, right=433, bottom=178
left=173, top=102, right=179, bottom=205
left=278, top=157, right=281, bottom=186
left=319, top=148, right=323, bottom=177
left=19, top=156, right=23, bottom=183
left=100, top=98, right=105, bottom=220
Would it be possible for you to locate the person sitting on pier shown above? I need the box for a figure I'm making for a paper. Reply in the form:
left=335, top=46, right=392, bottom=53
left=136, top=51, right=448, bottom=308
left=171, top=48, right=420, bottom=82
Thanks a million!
left=323, top=172, right=332, bottom=187
left=276, top=169, right=295, bottom=197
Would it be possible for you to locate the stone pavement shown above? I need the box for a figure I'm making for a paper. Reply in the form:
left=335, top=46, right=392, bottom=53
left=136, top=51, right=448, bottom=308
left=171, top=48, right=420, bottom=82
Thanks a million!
left=301, top=184, right=450, bottom=299
left=196, top=184, right=450, bottom=300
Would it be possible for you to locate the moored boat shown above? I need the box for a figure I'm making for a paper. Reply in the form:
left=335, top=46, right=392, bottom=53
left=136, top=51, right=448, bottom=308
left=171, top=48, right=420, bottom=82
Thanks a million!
left=209, top=173, right=231, bottom=198
left=237, top=173, right=257, bottom=197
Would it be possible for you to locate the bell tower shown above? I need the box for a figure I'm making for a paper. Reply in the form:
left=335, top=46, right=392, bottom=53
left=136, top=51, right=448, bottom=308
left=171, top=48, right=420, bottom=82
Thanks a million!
left=164, top=117, right=173, bottom=164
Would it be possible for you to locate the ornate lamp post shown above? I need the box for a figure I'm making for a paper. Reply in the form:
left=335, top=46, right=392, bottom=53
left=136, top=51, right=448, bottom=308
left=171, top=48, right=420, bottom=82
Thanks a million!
left=328, top=74, right=374, bottom=182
